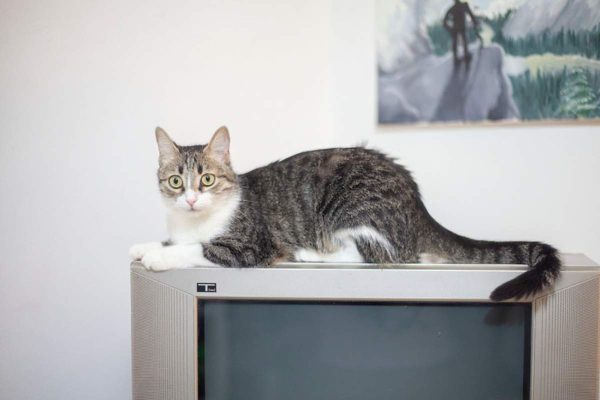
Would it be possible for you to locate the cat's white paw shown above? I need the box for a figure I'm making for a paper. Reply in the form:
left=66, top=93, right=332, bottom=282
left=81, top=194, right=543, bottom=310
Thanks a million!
left=141, top=248, right=177, bottom=271
left=140, top=245, right=198, bottom=271
left=140, top=244, right=215, bottom=271
left=129, top=242, right=163, bottom=260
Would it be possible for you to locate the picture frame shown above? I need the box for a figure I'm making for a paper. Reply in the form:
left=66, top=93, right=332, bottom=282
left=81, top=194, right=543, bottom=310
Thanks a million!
left=377, top=0, right=600, bottom=126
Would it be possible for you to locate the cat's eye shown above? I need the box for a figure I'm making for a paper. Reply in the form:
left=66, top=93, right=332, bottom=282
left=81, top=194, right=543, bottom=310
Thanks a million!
left=168, top=175, right=183, bottom=189
left=201, top=173, right=216, bottom=187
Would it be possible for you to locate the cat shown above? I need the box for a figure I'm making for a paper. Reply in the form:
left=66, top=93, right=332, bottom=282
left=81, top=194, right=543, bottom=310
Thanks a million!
left=129, top=126, right=561, bottom=301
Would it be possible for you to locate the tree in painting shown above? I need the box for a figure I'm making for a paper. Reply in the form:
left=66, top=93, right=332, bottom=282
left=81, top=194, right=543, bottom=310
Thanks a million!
left=377, top=0, right=600, bottom=124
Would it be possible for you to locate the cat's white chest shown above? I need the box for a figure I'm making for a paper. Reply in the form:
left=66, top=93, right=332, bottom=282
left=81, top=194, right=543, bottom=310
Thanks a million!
left=167, top=194, right=240, bottom=244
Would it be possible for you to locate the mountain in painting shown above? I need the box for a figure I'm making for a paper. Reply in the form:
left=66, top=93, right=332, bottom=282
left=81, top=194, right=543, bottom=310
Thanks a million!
left=503, top=0, right=600, bottom=38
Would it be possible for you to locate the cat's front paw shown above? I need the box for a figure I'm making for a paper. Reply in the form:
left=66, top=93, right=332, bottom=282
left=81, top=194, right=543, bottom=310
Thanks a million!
left=141, top=248, right=174, bottom=271
left=140, top=244, right=212, bottom=271
left=129, top=242, right=163, bottom=260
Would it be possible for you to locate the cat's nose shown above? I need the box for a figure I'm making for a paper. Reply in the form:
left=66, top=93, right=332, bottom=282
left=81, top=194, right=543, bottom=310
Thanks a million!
left=186, top=198, right=196, bottom=207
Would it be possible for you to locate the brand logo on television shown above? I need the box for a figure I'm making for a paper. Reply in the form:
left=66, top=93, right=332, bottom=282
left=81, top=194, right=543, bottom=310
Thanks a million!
left=197, top=283, right=217, bottom=293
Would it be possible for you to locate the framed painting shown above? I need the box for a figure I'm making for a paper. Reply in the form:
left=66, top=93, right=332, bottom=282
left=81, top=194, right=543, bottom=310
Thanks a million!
left=377, top=0, right=600, bottom=125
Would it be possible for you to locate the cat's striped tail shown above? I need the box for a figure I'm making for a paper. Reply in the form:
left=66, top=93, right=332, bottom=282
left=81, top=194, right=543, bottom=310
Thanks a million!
left=421, top=215, right=561, bottom=302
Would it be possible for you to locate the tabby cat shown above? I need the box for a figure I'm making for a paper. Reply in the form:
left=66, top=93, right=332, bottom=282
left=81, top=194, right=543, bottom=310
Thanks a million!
left=129, top=126, right=560, bottom=301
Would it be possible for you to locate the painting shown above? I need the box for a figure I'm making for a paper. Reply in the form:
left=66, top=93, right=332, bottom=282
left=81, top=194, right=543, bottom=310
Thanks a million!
left=377, top=0, right=600, bottom=125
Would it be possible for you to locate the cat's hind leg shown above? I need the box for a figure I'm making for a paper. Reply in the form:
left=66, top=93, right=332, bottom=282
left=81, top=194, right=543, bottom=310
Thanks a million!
left=335, top=223, right=421, bottom=264
left=331, top=224, right=414, bottom=264
left=294, top=238, right=364, bottom=263
left=354, top=238, right=396, bottom=264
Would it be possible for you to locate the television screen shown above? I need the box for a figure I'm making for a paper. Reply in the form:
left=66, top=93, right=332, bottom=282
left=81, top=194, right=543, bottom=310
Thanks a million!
left=198, top=301, right=531, bottom=400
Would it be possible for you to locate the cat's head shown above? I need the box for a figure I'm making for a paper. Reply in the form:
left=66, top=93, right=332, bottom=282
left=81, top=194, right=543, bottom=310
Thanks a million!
left=155, top=126, right=239, bottom=213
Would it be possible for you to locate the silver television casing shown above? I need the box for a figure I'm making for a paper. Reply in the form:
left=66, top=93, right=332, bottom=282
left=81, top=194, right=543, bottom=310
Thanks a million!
left=131, top=253, right=600, bottom=400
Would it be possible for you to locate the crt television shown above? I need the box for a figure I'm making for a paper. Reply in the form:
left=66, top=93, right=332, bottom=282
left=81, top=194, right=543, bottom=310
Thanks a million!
left=131, top=254, right=600, bottom=400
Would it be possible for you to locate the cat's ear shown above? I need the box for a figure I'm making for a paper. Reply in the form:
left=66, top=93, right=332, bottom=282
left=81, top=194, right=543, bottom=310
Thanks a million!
left=205, top=126, right=230, bottom=164
left=155, top=127, right=179, bottom=162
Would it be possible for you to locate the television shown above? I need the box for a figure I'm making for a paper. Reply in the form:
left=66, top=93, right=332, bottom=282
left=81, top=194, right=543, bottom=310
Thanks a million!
left=131, top=254, right=600, bottom=400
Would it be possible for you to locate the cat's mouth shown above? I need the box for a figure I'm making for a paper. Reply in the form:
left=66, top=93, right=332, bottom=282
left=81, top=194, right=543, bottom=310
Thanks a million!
left=187, top=204, right=208, bottom=213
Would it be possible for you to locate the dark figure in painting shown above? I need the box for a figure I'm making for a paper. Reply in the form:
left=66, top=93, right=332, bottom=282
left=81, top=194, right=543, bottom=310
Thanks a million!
left=443, top=0, right=478, bottom=63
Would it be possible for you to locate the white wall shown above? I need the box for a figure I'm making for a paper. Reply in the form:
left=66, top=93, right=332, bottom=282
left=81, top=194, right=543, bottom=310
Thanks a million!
left=0, top=1, right=598, bottom=399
